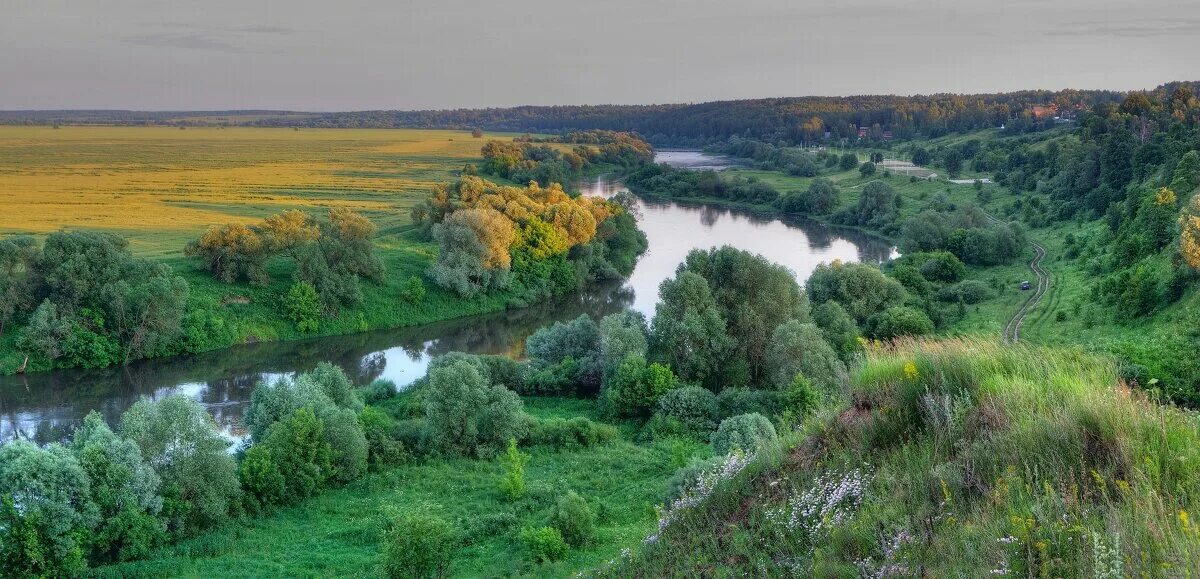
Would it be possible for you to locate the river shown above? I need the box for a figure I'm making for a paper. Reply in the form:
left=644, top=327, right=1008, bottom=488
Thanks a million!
left=0, top=152, right=894, bottom=443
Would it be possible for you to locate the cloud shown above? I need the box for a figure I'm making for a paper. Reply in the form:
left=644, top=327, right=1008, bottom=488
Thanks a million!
left=1049, top=18, right=1200, bottom=38
left=121, top=22, right=296, bottom=53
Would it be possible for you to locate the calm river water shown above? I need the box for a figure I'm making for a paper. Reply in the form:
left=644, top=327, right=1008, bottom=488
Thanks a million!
left=0, top=153, right=894, bottom=442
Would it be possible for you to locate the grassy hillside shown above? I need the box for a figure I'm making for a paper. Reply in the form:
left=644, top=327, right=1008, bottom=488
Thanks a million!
left=600, top=339, right=1200, bottom=576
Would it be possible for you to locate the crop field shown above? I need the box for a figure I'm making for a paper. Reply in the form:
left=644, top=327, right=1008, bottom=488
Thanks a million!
left=0, top=125, right=499, bottom=257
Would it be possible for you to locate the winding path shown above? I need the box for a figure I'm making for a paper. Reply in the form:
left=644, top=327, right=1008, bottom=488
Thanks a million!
left=982, top=212, right=1049, bottom=344
left=1002, top=241, right=1048, bottom=343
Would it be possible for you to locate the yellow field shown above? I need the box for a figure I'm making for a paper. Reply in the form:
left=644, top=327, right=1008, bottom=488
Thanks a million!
left=0, top=125, right=495, bottom=256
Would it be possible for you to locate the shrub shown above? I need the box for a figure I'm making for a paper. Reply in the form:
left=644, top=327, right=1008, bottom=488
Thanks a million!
left=715, top=388, right=780, bottom=420
left=869, top=306, right=935, bottom=339
left=499, top=438, right=528, bottom=501
left=781, top=375, right=819, bottom=419
left=603, top=355, right=677, bottom=418
left=549, top=491, right=596, bottom=547
left=526, top=417, right=617, bottom=448
left=360, top=379, right=398, bottom=404
left=239, top=444, right=285, bottom=511
left=283, top=281, right=321, bottom=332
left=656, top=386, right=719, bottom=434
left=360, top=406, right=408, bottom=469
left=424, top=359, right=526, bottom=457
left=711, top=413, right=777, bottom=455
left=520, top=526, right=569, bottom=563
left=399, top=275, right=427, bottom=303
left=259, top=407, right=332, bottom=503
left=918, top=251, right=966, bottom=282
left=938, top=280, right=995, bottom=304
left=383, top=512, right=456, bottom=579
left=663, top=456, right=722, bottom=502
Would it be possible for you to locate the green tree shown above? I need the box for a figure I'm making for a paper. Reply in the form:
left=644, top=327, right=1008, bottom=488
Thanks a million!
left=118, top=395, right=240, bottom=537
left=869, top=306, right=935, bottom=339
left=598, top=310, right=649, bottom=384
left=283, top=281, right=321, bottom=332
left=260, top=407, right=332, bottom=503
left=839, top=153, right=858, bottom=171
left=650, top=271, right=734, bottom=388
left=806, top=261, right=906, bottom=325
left=424, top=359, right=526, bottom=457
left=498, top=438, right=528, bottom=500
left=603, top=355, right=678, bottom=418
left=764, top=320, right=848, bottom=391
left=859, top=161, right=876, bottom=177
left=0, top=440, right=96, bottom=577
left=70, top=412, right=165, bottom=563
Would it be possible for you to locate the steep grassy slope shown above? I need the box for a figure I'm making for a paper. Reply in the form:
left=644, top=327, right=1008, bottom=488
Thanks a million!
left=600, top=339, right=1200, bottom=576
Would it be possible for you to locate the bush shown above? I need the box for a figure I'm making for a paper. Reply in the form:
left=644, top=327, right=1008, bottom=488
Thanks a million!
left=520, top=526, right=569, bottom=563
left=656, top=387, right=719, bottom=434
left=360, top=379, right=398, bottom=404
left=499, top=438, right=528, bottom=501
left=239, top=444, right=285, bottom=511
left=918, top=251, right=966, bottom=283
left=549, top=491, right=596, bottom=547
left=781, top=375, right=819, bottom=419
left=663, top=456, right=722, bottom=502
left=360, top=406, right=408, bottom=469
left=424, top=359, right=526, bottom=457
left=869, top=306, right=935, bottom=339
left=764, top=320, right=848, bottom=391
left=399, top=275, right=427, bottom=303
left=938, top=280, right=996, bottom=304
left=525, top=417, right=617, bottom=448
left=259, top=407, right=332, bottom=503
left=383, top=512, right=457, bottom=578
left=0, top=440, right=95, bottom=577
left=283, top=281, right=321, bottom=332
left=715, top=388, right=780, bottom=420
left=711, top=413, right=777, bottom=455
left=525, top=314, right=602, bottom=395
left=603, top=355, right=677, bottom=418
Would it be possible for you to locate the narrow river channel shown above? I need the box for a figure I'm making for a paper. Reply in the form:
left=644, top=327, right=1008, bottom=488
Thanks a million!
left=0, top=152, right=895, bottom=442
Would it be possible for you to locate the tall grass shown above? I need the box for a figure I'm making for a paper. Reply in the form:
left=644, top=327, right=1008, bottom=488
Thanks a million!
left=604, top=338, right=1200, bottom=576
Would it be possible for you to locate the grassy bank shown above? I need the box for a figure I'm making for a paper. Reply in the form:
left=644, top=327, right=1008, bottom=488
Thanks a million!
left=602, top=339, right=1200, bottom=576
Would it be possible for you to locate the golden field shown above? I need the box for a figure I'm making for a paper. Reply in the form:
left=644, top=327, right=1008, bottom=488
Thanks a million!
left=0, top=125, right=495, bottom=256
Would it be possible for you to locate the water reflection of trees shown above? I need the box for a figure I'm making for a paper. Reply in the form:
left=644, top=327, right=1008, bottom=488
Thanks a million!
left=1, top=280, right=634, bottom=442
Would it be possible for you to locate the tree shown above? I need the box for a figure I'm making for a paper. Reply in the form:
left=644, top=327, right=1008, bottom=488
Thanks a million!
left=911, top=147, right=931, bottom=166
left=598, top=310, right=649, bottom=384
left=859, top=161, right=876, bottom=177
left=1172, top=150, right=1200, bottom=195
left=650, top=271, right=734, bottom=388
left=943, top=149, right=963, bottom=177
left=804, top=178, right=839, bottom=214
left=1100, top=129, right=1135, bottom=190
left=186, top=223, right=270, bottom=284
left=839, top=153, right=858, bottom=171
left=1182, top=192, right=1200, bottom=270
left=471, top=127, right=483, bottom=138
left=525, top=314, right=603, bottom=394
left=837, top=181, right=898, bottom=229
left=283, top=281, right=321, bottom=332
left=806, top=261, right=906, bottom=325
left=764, top=320, right=848, bottom=391
left=424, top=359, right=525, bottom=457
left=70, top=412, right=165, bottom=563
left=118, top=395, right=240, bottom=537
left=680, top=246, right=810, bottom=384
left=429, top=211, right=512, bottom=297
left=0, top=440, right=96, bottom=577
left=259, top=407, right=332, bottom=503
left=811, top=301, right=861, bottom=362
left=259, top=209, right=319, bottom=255
left=655, top=386, right=719, bottom=433
left=549, top=491, right=596, bottom=547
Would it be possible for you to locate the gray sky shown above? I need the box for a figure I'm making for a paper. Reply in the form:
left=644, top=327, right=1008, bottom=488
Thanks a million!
left=2, top=0, right=1198, bottom=111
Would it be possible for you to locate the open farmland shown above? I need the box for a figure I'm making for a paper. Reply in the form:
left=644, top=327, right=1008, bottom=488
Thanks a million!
left=0, top=126, right=494, bottom=257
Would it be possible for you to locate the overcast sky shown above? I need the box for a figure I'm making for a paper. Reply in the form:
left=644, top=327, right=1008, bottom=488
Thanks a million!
left=2, top=0, right=1198, bottom=111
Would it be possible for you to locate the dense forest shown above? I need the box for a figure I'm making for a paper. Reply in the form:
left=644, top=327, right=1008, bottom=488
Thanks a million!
left=14, top=85, right=1200, bottom=145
